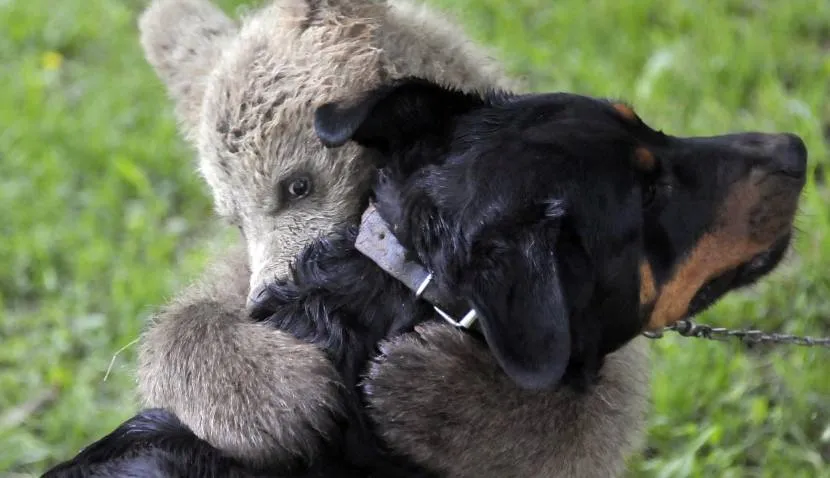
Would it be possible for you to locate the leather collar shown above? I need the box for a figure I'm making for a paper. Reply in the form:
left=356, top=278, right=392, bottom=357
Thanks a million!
left=355, top=204, right=480, bottom=331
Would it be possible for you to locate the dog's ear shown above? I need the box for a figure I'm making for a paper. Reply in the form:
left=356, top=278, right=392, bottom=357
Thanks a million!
left=313, top=77, right=486, bottom=155
left=461, top=202, right=571, bottom=390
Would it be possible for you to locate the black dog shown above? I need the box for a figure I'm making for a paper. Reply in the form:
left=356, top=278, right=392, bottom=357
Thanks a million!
left=43, top=77, right=807, bottom=477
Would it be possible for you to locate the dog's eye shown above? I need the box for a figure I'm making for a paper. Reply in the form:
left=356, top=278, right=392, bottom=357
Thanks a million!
left=642, top=183, right=658, bottom=208
left=284, top=176, right=313, bottom=200
left=642, top=178, right=672, bottom=211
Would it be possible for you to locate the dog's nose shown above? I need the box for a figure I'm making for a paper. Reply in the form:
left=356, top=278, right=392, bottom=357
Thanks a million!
left=768, top=133, right=808, bottom=177
left=726, top=132, right=807, bottom=177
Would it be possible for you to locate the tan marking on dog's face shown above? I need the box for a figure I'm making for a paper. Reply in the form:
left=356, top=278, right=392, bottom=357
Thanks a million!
left=645, top=177, right=789, bottom=329
left=613, top=103, right=637, bottom=121
left=639, top=261, right=657, bottom=306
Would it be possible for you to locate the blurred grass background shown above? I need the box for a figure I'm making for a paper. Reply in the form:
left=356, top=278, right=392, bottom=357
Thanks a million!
left=1, top=0, right=829, bottom=476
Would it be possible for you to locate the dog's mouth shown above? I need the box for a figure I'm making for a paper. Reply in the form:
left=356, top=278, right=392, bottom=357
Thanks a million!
left=685, top=233, right=791, bottom=319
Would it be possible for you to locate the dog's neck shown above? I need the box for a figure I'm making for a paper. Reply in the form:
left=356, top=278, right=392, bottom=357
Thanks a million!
left=355, top=204, right=479, bottom=331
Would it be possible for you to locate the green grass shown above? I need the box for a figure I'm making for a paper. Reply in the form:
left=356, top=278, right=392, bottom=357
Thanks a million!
left=1, top=0, right=829, bottom=476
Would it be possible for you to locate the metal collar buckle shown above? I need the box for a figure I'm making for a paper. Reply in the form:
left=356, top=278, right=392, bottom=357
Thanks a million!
left=414, top=272, right=478, bottom=329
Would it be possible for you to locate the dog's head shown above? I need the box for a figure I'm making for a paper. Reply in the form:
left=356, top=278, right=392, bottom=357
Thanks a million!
left=314, top=78, right=808, bottom=390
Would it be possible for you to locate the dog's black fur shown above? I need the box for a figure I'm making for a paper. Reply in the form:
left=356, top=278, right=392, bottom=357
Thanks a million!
left=43, top=77, right=807, bottom=477
left=39, top=408, right=265, bottom=478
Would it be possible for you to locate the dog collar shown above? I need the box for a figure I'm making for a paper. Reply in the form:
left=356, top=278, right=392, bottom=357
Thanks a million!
left=355, top=204, right=479, bottom=330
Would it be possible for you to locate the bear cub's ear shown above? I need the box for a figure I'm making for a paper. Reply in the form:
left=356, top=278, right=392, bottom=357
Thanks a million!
left=139, top=0, right=238, bottom=139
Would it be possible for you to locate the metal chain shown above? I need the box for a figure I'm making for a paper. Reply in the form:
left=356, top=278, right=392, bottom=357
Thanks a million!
left=642, top=319, right=830, bottom=347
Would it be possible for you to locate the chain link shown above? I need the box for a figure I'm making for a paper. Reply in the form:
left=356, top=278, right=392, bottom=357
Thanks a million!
left=642, top=319, right=830, bottom=347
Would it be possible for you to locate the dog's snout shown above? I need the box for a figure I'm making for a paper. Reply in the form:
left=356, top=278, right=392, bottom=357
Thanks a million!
left=767, top=133, right=807, bottom=177
left=738, top=132, right=808, bottom=177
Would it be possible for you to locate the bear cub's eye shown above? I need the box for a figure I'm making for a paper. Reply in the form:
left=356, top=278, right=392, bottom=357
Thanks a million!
left=284, top=176, right=313, bottom=200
